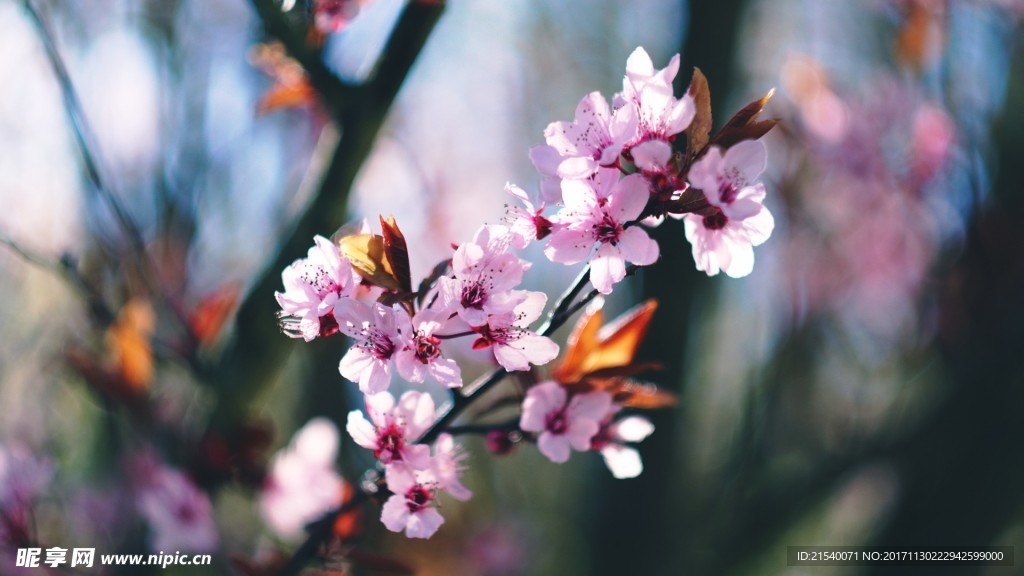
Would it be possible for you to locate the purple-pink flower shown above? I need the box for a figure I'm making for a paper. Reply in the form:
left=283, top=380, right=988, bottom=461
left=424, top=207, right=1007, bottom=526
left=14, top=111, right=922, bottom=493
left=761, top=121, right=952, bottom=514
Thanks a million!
left=545, top=172, right=660, bottom=294
left=346, top=391, right=434, bottom=467
left=276, top=235, right=361, bottom=342
left=504, top=183, right=553, bottom=250
left=530, top=91, right=637, bottom=182
left=136, top=463, right=218, bottom=553
left=260, top=418, right=344, bottom=541
left=616, top=47, right=695, bottom=144
left=471, top=291, right=559, bottom=372
left=440, top=225, right=530, bottom=326
left=334, top=301, right=410, bottom=394
left=519, top=381, right=613, bottom=463
left=683, top=140, right=775, bottom=278
left=394, top=309, right=462, bottom=389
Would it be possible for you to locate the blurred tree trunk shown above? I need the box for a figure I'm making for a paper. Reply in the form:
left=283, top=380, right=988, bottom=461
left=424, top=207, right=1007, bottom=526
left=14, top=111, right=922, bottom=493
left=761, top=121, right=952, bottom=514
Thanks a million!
left=587, top=0, right=745, bottom=574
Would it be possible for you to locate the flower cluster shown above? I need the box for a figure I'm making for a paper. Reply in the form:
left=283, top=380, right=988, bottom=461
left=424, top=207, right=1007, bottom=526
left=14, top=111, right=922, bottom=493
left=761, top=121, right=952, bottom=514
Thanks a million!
left=272, top=46, right=776, bottom=542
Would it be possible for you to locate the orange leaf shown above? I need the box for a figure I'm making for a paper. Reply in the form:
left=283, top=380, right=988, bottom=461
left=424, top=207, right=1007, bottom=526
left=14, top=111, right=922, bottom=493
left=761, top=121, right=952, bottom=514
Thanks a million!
left=337, top=234, right=403, bottom=292
left=106, top=298, right=155, bottom=391
left=249, top=42, right=318, bottom=116
left=554, top=299, right=657, bottom=385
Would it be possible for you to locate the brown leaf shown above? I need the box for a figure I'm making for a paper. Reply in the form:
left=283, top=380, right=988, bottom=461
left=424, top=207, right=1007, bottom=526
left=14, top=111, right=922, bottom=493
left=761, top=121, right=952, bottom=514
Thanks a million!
left=611, top=380, right=679, bottom=409
left=338, top=234, right=403, bottom=292
left=379, top=215, right=412, bottom=293
left=551, top=297, right=605, bottom=385
left=684, top=67, right=712, bottom=159
left=710, top=88, right=777, bottom=150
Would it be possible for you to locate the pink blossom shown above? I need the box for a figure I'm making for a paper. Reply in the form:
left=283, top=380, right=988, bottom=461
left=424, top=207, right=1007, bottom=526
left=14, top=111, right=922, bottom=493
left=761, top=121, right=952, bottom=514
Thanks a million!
left=615, top=47, right=695, bottom=143
left=504, top=183, right=553, bottom=250
left=532, top=91, right=638, bottom=181
left=276, top=235, right=361, bottom=342
left=0, top=445, right=51, bottom=546
left=334, top=300, right=410, bottom=394
left=314, top=0, right=363, bottom=34
left=136, top=465, right=218, bottom=553
left=260, top=418, right=343, bottom=541
left=429, top=433, right=472, bottom=502
left=440, top=225, right=530, bottom=326
left=379, top=462, right=445, bottom=539
left=591, top=415, right=655, bottom=479
left=394, top=309, right=463, bottom=389
left=346, top=391, right=434, bottom=467
left=519, top=381, right=613, bottom=463
left=545, top=173, right=660, bottom=294
left=683, top=140, right=775, bottom=278
left=470, top=291, right=559, bottom=372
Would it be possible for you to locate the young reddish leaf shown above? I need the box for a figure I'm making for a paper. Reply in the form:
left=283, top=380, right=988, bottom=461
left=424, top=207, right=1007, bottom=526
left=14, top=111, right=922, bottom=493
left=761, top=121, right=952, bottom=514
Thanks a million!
left=710, top=88, right=777, bottom=150
left=249, top=43, right=318, bottom=116
left=379, top=215, right=412, bottom=293
left=332, top=480, right=363, bottom=541
left=551, top=297, right=606, bottom=385
left=554, top=299, right=657, bottom=385
left=338, top=234, right=403, bottom=292
left=684, top=67, right=712, bottom=159
left=894, top=1, right=944, bottom=71
left=611, top=380, right=679, bottom=409
left=189, top=284, right=240, bottom=346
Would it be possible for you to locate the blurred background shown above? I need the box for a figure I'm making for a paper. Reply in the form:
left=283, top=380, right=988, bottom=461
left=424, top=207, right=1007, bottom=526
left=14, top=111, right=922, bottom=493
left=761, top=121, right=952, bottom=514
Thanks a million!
left=1, top=0, right=1023, bottom=574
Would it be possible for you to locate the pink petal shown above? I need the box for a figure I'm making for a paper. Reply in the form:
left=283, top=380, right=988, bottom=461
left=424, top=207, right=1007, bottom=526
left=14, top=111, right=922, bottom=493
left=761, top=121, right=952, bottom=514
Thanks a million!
left=686, top=146, right=725, bottom=199
left=380, top=495, right=411, bottom=533
left=405, top=507, right=444, bottom=539
left=560, top=179, right=600, bottom=213
left=400, top=444, right=431, bottom=469
left=600, top=444, right=644, bottom=479
left=611, top=416, right=655, bottom=442
left=608, top=173, right=651, bottom=221
left=339, top=347, right=374, bottom=384
left=590, top=243, right=627, bottom=295
left=398, top=391, right=436, bottom=438
left=566, top=419, right=600, bottom=451
left=618, top=226, right=659, bottom=266
left=428, top=357, right=462, bottom=389
left=293, top=418, right=338, bottom=466
left=537, top=432, right=572, bottom=463
left=383, top=462, right=416, bottom=495
left=345, top=411, right=379, bottom=451
left=631, top=140, right=672, bottom=172
left=545, top=227, right=595, bottom=265
left=521, top=381, right=566, bottom=433
left=557, top=156, right=599, bottom=180
left=722, top=139, right=767, bottom=185
left=364, top=391, right=396, bottom=427
left=394, top=349, right=425, bottom=383
left=568, top=391, right=613, bottom=421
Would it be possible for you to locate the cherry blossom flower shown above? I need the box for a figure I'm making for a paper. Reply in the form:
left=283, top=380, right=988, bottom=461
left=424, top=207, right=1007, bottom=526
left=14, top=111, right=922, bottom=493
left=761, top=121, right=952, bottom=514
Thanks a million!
left=260, top=418, right=343, bottom=541
left=429, top=433, right=472, bottom=502
left=346, top=391, right=434, bottom=467
left=334, top=300, right=410, bottom=394
left=591, top=414, right=655, bottom=479
left=683, top=140, right=775, bottom=278
left=394, top=309, right=462, bottom=389
left=276, top=235, right=361, bottom=342
left=544, top=172, right=660, bottom=294
left=615, top=47, right=695, bottom=143
left=531, top=91, right=638, bottom=182
left=379, top=462, right=445, bottom=539
left=470, top=291, right=559, bottom=372
left=136, top=464, right=218, bottom=553
left=519, top=381, right=613, bottom=463
left=379, top=435, right=472, bottom=539
left=440, top=225, right=530, bottom=326
left=504, top=183, right=553, bottom=250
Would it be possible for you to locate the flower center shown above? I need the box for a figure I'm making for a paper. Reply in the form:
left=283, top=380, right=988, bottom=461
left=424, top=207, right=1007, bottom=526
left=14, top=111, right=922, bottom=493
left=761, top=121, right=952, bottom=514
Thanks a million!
left=375, top=423, right=404, bottom=462
left=461, top=282, right=488, bottom=310
left=406, top=485, right=433, bottom=513
left=414, top=334, right=442, bottom=364
left=300, top=263, right=339, bottom=297
left=368, top=330, right=396, bottom=360
left=594, top=213, right=622, bottom=245
left=718, top=180, right=739, bottom=204
left=545, top=409, right=569, bottom=435
left=702, top=210, right=728, bottom=231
